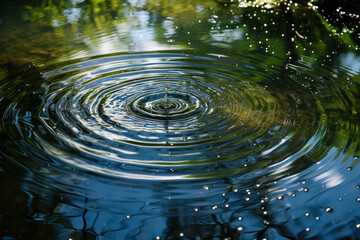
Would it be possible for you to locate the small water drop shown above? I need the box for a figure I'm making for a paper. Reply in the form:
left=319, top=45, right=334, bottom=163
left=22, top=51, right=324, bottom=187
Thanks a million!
left=163, top=84, right=170, bottom=109
left=325, top=207, right=333, bottom=212
left=237, top=226, right=243, bottom=231
left=204, top=186, right=210, bottom=190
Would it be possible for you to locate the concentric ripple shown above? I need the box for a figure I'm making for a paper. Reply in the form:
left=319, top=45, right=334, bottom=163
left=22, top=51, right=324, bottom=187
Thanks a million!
left=1, top=51, right=324, bottom=181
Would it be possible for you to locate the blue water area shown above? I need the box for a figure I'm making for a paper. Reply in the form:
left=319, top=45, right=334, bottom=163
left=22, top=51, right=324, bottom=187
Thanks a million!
left=0, top=0, right=360, bottom=239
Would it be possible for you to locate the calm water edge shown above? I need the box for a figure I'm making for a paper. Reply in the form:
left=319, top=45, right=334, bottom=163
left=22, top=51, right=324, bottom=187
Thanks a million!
left=0, top=0, right=360, bottom=239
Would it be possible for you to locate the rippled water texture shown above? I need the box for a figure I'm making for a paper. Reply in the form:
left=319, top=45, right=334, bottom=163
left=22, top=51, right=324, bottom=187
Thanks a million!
left=0, top=0, right=360, bottom=239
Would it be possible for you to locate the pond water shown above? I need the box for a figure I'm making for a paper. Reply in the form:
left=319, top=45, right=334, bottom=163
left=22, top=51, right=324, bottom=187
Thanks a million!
left=0, top=0, right=360, bottom=239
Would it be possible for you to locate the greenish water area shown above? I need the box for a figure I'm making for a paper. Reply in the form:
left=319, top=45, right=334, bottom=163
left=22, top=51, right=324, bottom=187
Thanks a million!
left=0, top=0, right=360, bottom=239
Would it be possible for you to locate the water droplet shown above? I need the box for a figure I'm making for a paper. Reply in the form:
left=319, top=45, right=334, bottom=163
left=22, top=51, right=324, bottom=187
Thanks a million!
left=163, top=84, right=170, bottom=109
left=238, top=226, right=243, bottom=231
left=325, top=207, right=333, bottom=212
left=204, top=186, right=210, bottom=190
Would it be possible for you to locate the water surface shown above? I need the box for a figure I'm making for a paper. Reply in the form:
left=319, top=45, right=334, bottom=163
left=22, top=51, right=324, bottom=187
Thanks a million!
left=0, top=0, right=360, bottom=239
